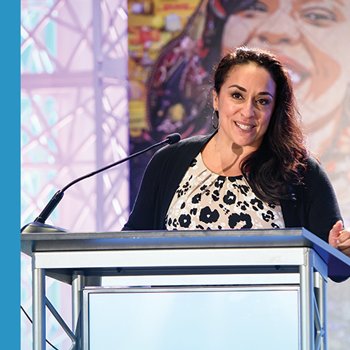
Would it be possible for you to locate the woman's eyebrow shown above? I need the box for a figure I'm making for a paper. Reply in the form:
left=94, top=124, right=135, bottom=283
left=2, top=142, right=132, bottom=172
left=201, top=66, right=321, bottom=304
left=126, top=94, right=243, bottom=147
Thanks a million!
left=228, top=84, right=246, bottom=91
left=258, top=91, right=274, bottom=97
left=229, top=84, right=274, bottom=97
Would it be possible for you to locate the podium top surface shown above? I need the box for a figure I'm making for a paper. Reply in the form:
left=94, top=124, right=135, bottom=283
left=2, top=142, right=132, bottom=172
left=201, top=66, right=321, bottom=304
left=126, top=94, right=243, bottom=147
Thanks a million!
left=21, top=228, right=350, bottom=281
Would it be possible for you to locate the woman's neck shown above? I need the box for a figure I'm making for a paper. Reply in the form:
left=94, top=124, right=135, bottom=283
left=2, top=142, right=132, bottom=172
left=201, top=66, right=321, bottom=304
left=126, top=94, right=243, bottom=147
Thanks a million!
left=201, top=134, right=254, bottom=176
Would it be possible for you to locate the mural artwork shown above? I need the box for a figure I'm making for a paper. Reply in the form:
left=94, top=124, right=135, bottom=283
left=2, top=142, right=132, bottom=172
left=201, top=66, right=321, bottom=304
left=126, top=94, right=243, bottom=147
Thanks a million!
left=128, top=0, right=350, bottom=231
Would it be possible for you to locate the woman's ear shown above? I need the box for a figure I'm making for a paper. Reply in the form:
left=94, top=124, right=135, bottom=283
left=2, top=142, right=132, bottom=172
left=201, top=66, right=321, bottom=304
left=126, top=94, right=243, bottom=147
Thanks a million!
left=212, top=90, right=218, bottom=111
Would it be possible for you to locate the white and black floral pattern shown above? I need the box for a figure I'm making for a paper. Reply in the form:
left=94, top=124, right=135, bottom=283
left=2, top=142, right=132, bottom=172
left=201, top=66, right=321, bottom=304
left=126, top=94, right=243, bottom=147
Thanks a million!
left=165, top=153, right=285, bottom=230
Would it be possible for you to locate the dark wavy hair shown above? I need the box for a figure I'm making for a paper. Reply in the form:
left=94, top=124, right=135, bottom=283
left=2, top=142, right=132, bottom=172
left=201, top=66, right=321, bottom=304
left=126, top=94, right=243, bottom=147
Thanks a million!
left=214, top=47, right=308, bottom=202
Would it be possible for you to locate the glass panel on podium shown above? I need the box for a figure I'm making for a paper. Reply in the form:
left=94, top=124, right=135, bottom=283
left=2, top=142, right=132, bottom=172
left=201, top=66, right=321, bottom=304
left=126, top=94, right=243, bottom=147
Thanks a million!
left=84, top=286, right=300, bottom=350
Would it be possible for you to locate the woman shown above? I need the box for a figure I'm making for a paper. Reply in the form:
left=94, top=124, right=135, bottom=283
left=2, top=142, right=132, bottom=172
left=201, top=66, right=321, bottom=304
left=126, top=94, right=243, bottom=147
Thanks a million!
left=125, top=47, right=350, bottom=257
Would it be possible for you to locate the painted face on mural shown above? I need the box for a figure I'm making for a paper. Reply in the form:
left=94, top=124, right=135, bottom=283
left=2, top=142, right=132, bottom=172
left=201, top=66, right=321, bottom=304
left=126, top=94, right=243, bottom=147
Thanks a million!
left=221, top=0, right=350, bottom=136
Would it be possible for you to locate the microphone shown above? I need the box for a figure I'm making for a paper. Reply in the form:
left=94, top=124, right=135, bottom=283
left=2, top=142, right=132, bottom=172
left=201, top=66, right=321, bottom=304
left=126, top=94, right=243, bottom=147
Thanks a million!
left=21, top=133, right=181, bottom=233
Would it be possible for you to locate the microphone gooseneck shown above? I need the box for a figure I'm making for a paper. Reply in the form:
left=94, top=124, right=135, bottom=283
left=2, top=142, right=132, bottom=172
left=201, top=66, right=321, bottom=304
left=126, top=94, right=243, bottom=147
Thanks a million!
left=21, top=133, right=181, bottom=233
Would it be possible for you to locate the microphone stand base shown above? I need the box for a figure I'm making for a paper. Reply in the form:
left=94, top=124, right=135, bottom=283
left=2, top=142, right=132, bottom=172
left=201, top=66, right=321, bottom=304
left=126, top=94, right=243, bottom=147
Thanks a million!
left=21, top=221, right=68, bottom=233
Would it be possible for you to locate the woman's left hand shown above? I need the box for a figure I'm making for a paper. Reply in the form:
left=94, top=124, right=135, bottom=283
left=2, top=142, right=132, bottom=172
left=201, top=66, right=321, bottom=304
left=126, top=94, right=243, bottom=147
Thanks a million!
left=328, top=220, right=350, bottom=257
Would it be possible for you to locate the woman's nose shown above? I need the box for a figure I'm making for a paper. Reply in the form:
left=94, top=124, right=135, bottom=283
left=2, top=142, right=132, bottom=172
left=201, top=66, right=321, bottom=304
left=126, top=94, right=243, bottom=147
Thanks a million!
left=241, top=100, right=255, bottom=118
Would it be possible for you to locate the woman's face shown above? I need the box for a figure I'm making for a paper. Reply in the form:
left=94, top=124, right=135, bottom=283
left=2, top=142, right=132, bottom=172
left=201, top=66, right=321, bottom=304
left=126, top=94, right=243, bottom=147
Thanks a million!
left=213, top=63, right=276, bottom=151
left=221, top=0, right=350, bottom=133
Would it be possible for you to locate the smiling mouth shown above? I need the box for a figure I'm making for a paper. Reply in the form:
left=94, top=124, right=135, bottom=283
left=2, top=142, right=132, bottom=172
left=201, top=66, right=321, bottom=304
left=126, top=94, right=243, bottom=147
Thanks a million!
left=235, top=122, right=254, bottom=131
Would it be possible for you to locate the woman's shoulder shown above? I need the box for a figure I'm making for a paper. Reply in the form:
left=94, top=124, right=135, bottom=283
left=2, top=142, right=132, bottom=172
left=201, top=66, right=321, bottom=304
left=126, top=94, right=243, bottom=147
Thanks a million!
left=304, top=155, right=326, bottom=175
left=176, top=133, right=214, bottom=148
left=302, top=155, right=333, bottom=187
left=174, top=133, right=213, bottom=146
left=154, top=133, right=214, bottom=158
left=144, top=133, right=214, bottom=178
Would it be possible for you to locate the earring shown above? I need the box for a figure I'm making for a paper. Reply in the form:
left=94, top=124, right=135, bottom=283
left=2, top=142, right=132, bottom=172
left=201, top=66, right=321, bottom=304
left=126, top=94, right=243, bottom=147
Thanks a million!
left=212, top=109, right=219, bottom=129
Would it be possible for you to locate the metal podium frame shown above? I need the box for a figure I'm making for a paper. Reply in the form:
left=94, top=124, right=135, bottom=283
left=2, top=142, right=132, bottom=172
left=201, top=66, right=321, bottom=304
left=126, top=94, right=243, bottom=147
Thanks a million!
left=21, top=228, right=350, bottom=350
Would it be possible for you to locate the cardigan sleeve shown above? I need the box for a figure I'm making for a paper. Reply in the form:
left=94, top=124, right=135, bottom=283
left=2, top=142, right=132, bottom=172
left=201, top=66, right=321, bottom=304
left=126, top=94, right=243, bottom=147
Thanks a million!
left=300, top=158, right=342, bottom=242
left=122, top=146, right=168, bottom=231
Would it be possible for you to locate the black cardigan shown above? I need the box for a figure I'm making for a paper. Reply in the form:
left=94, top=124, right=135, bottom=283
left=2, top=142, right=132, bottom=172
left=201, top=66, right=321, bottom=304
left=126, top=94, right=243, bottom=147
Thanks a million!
left=124, top=134, right=342, bottom=242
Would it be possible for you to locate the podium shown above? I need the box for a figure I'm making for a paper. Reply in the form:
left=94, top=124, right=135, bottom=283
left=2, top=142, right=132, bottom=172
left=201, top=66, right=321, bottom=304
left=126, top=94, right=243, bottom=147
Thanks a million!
left=21, top=228, right=350, bottom=350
